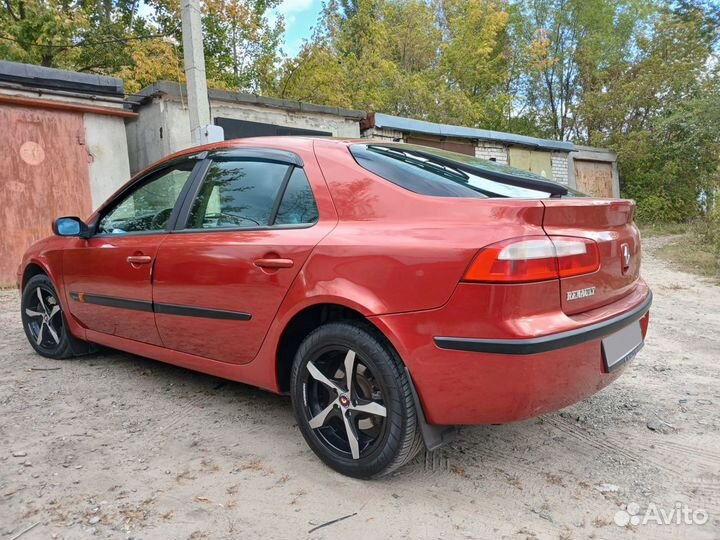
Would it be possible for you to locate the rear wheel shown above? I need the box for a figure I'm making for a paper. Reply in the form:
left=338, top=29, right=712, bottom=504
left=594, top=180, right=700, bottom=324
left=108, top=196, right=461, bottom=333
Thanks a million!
left=290, top=321, right=423, bottom=478
left=21, top=274, right=78, bottom=359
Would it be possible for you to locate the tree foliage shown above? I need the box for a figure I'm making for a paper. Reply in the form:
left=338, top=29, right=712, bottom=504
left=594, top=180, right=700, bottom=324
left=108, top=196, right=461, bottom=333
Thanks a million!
left=0, top=0, right=283, bottom=93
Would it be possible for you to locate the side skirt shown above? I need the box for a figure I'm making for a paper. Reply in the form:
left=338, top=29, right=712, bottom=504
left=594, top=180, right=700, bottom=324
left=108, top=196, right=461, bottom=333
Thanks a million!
left=85, top=329, right=275, bottom=392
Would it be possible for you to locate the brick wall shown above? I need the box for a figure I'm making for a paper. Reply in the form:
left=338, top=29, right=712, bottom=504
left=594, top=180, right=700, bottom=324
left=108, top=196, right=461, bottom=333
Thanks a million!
left=551, top=153, right=570, bottom=185
left=474, top=141, right=508, bottom=164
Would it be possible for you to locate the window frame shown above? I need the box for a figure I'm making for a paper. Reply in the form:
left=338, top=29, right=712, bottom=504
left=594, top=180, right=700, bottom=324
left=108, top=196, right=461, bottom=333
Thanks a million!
left=90, top=155, right=207, bottom=238
left=173, top=149, right=319, bottom=234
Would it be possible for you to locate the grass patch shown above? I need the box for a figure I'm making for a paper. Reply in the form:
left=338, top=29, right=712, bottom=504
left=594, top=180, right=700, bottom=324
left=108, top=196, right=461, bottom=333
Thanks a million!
left=657, top=240, right=719, bottom=280
left=653, top=217, right=720, bottom=281
left=639, top=222, right=690, bottom=238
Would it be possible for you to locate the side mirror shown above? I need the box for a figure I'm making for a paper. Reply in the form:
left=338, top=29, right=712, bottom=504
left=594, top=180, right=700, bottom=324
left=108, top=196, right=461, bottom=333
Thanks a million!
left=53, top=216, right=89, bottom=238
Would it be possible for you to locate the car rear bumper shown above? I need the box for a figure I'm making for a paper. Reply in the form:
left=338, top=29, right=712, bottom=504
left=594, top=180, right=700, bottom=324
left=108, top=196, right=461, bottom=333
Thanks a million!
left=434, top=291, right=651, bottom=355
left=371, top=279, right=652, bottom=425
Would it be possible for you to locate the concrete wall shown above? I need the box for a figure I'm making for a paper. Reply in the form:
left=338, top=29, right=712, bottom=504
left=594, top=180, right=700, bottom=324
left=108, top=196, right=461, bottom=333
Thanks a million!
left=126, top=98, right=180, bottom=175
left=84, top=113, right=131, bottom=207
left=363, top=127, right=405, bottom=142
left=210, top=101, right=361, bottom=139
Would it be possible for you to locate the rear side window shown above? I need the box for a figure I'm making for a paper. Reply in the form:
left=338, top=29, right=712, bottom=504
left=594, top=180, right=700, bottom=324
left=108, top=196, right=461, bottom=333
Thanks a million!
left=350, top=144, right=486, bottom=198
left=187, top=160, right=289, bottom=228
left=350, top=143, right=576, bottom=198
left=274, top=168, right=319, bottom=225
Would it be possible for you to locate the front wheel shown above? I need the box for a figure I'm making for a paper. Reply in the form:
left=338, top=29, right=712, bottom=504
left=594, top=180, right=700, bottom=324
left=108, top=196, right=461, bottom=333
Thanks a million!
left=290, top=321, right=423, bottom=478
left=21, top=274, right=79, bottom=359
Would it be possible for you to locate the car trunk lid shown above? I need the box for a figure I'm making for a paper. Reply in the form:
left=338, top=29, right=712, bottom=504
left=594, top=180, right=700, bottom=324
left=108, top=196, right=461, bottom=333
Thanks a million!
left=542, top=198, right=641, bottom=315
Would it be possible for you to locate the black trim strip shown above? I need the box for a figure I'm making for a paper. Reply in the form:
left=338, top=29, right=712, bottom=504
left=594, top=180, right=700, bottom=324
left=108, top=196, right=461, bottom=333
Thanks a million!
left=69, top=292, right=252, bottom=321
left=154, top=302, right=252, bottom=321
left=269, top=165, right=296, bottom=226
left=69, top=292, right=153, bottom=312
left=434, top=292, right=652, bottom=355
left=209, top=148, right=304, bottom=167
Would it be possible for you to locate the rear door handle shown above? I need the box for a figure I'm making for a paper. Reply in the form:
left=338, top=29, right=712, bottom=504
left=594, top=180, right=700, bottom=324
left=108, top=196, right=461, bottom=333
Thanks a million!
left=127, top=255, right=153, bottom=265
left=254, top=258, right=294, bottom=269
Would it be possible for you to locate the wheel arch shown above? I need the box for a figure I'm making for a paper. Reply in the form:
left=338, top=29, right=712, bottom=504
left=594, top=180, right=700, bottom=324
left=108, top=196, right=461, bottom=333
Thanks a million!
left=275, top=300, right=456, bottom=454
left=22, top=261, right=50, bottom=290
left=275, top=302, right=400, bottom=394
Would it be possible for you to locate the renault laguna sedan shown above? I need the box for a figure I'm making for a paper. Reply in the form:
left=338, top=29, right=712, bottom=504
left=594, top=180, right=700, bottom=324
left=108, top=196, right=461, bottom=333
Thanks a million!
left=18, top=137, right=651, bottom=478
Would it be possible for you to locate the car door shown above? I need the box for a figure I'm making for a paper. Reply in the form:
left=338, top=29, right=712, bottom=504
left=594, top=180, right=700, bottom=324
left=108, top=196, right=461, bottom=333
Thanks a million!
left=152, top=149, right=335, bottom=364
left=63, top=158, right=202, bottom=345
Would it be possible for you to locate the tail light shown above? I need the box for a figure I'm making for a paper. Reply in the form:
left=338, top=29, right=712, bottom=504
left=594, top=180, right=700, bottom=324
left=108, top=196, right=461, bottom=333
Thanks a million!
left=463, top=236, right=600, bottom=283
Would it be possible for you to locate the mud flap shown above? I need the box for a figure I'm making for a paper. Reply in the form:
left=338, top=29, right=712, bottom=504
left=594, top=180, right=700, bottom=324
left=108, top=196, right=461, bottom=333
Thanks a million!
left=405, top=367, right=456, bottom=451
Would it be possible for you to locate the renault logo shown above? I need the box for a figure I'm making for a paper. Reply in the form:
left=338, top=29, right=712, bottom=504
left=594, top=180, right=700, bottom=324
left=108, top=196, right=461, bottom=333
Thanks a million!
left=621, top=243, right=631, bottom=272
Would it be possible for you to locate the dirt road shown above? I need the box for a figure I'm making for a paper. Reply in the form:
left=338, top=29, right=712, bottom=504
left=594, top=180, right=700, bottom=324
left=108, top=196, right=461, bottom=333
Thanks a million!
left=1, top=235, right=719, bottom=540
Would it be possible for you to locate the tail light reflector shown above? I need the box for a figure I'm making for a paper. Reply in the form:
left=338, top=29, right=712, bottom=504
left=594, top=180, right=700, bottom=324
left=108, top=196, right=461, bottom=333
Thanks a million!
left=463, top=236, right=600, bottom=283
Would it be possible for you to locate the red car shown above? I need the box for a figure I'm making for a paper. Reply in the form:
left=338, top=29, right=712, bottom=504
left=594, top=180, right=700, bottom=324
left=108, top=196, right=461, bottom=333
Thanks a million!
left=18, top=137, right=651, bottom=478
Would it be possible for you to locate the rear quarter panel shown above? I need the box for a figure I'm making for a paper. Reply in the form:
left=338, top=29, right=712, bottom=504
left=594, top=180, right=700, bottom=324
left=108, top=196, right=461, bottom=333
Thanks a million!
left=309, top=138, right=549, bottom=314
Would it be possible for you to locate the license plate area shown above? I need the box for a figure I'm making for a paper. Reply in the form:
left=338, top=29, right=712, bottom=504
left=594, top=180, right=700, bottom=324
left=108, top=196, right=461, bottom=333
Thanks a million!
left=602, top=320, right=644, bottom=373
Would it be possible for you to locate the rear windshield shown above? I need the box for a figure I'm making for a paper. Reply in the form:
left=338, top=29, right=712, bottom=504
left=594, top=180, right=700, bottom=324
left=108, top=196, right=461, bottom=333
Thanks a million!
left=350, top=143, right=584, bottom=199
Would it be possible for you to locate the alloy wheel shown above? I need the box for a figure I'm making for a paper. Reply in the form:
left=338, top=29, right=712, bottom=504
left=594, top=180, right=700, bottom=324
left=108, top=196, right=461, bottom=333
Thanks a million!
left=24, top=286, right=64, bottom=351
left=302, top=347, right=388, bottom=460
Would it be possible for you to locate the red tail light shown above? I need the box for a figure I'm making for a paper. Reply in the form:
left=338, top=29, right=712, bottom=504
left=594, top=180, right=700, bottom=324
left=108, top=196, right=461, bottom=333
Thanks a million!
left=463, top=236, right=600, bottom=283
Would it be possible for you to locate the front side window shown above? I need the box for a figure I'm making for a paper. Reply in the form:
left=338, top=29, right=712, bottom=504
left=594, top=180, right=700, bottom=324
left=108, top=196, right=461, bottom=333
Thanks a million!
left=187, top=160, right=290, bottom=229
left=97, top=162, right=195, bottom=235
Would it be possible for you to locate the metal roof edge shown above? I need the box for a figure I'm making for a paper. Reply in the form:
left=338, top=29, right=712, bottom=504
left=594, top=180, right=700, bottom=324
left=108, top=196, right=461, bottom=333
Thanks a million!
left=0, top=60, right=124, bottom=97
left=133, top=81, right=366, bottom=120
left=372, top=112, right=575, bottom=152
left=572, top=144, right=616, bottom=156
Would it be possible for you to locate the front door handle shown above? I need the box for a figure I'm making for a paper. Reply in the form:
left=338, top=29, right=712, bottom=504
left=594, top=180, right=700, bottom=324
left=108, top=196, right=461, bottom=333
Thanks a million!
left=127, top=255, right=152, bottom=265
left=254, top=258, right=294, bottom=269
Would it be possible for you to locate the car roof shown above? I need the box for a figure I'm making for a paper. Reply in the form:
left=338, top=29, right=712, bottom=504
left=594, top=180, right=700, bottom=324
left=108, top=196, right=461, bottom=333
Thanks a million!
left=133, top=136, right=360, bottom=179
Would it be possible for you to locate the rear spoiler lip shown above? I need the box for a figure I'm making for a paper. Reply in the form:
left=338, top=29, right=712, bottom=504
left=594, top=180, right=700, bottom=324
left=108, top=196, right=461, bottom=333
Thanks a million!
left=379, top=145, right=569, bottom=197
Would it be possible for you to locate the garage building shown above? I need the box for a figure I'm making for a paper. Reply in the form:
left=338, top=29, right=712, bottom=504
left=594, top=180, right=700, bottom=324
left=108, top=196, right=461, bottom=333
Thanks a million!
left=0, top=61, right=133, bottom=287
left=126, top=81, right=366, bottom=174
left=361, top=112, right=619, bottom=197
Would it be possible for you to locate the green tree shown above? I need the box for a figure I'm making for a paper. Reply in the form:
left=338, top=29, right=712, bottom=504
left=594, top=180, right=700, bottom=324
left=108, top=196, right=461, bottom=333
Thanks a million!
left=435, top=0, right=512, bottom=128
left=511, top=0, right=652, bottom=140
left=0, top=0, right=90, bottom=68
left=147, top=0, right=283, bottom=92
left=271, top=0, right=513, bottom=127
left=595, top=4, right=720, bottom=221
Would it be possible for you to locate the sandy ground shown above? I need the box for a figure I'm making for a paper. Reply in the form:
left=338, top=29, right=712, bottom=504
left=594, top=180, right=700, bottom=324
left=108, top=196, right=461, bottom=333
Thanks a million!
left=1, top=235, right=719, bottom=540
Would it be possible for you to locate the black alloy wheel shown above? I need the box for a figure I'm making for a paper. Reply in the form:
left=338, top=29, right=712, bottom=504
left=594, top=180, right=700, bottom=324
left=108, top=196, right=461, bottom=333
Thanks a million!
left=21, top=274, right=77, bottom=359
left=291, top=321, right=423, bottom=478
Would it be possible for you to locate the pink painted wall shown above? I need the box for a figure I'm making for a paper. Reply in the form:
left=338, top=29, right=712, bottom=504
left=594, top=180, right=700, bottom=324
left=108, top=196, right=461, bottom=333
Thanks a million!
left=0, top=104, right=92, bottom=286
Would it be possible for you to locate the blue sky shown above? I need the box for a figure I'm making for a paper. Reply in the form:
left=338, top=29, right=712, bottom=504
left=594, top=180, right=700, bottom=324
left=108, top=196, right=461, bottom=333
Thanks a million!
left=138, top=0, right=322, bottom=58
left=274, top=0, right=323, bottom=57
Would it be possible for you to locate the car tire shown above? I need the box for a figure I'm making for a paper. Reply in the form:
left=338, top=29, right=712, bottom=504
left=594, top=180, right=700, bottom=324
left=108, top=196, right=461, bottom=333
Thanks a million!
left=21, top=274, right=84, bottom=359
left=290, top=321, right=423, bottom=478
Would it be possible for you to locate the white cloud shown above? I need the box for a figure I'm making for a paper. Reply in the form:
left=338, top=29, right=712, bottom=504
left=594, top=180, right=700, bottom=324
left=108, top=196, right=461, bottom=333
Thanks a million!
left=277, top=0, right=314, bottom=16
